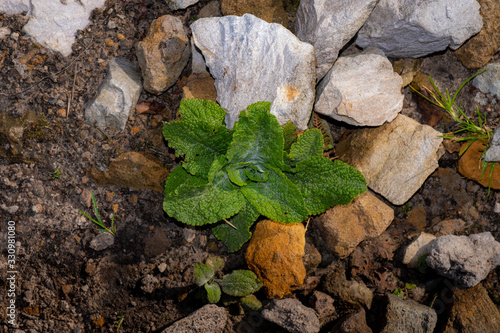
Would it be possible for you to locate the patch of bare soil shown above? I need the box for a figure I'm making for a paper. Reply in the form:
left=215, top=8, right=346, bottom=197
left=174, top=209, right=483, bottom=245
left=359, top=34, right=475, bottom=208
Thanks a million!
left=0, top=1, right=499, bottom=332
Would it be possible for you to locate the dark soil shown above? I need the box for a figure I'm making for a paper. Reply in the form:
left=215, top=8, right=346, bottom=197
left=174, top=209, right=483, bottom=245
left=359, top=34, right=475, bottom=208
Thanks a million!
left=1, top=1, right=499, bottom=332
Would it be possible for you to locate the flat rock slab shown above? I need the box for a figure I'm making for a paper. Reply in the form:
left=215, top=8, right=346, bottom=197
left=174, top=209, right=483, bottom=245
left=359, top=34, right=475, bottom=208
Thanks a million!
left=261, top=298, right=320, bottom=333
left=191, top=14, right=316, bottom=130
left=314, top=191, right=394, bottom=259
left=0, top=0, right=30, bottom=15
left=472, top=63, right=500, bottom=98
left=426, top=232, right=500, bottom=288
left=85, top=57, right=142, bottom=131
left=162, top=304, right=228, bottom=333
left=381, top=294, right=437, bottom=333
left=135, top=15, right=190, bottom=95
left=356, top=0, right=483, bottom=58
left=22, top=0, right=107, bottom=57
left=315, top=48, right=403, bottom=126
left=337, top=114, right=443, bottom=205
left=295, top=0, right=378, bottom=80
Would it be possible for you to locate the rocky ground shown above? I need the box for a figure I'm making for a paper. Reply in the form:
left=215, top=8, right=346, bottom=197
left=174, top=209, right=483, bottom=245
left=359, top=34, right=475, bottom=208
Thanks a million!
left=1, top=0, right=500, bottom=332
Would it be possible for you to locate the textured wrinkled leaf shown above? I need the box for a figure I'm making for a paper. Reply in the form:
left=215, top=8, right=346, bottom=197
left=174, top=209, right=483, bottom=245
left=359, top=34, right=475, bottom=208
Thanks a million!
left=205, top=281, right=221, bottom=303
left=163, top=169, right=245, bottom=226
left=219, top=270, right=262, bottom=296
left=287, top=156, right=367, bottom=215
left=195, top=262, right=215, bottom=286
left=241, top=165, right=308, bottom=223
left=226, top=102, right=284, bottom=169
left=164, top=166, right=206, bottom=196
left=179, top=98, right=226, bottom=126
left=227, top=162, right=268, bottom=186
left=282, top=121, right=298, bottom=153
left=289, top=129, right=324, bottom=165
left=163, top=119, right=232, bottom=178
left=205, top=256, right=224, bottom=272
left=208, top=155, right=228, bottom=182
left=240, top=294, right=262, bottom=310
left=212, top=203, right=260, bottom=253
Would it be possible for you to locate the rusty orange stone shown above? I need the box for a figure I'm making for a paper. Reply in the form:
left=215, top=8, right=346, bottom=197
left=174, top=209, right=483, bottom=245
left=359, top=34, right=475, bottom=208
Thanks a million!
left=245, top=219, right=306, bottom=299
left=458, top=140, right=500, bottom=189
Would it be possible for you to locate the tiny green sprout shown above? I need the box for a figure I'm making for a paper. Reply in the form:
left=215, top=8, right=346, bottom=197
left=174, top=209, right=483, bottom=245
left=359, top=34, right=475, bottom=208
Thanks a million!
left=79, top=192, right=116, bottom=236
left=49, top=168, right=62, bottom=179
left=393, top=288, right=404, bottom=298
left=194, top=259, right=262, bottom=306
left=115, top=312, right=125, bottom=332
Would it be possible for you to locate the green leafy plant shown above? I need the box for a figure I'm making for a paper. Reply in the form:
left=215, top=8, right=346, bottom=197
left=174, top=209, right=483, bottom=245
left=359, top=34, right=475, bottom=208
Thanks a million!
left=410, top=69, right=496, bottom=194
left=79, top=192, right=116, bottom=236
left=393, top=282, right=417, bottom=298
left=194, top=260, right=262, bottom=305
left=162, top=99, right=367, bottom=252
left=49, top=168, right=61, bottom=179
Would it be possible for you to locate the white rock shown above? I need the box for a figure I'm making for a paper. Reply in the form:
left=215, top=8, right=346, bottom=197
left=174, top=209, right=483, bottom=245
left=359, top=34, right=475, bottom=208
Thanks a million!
left=191, top=14, right=316, bottom=130
left=22, top=0, right=107, bottom=57
left=356, top=0, right=483, bottom=58
left=337, top=114, right=444, bottom=205
left=315, top=48, right=403, bottom=126
left=295, top=0, right=378, bottom=81
left=0, top=0, right=30, bottom=15
left=402, top=232, right=437, bottom=268
left=472, top=63, right=500, bottom=98
left=166, top=0, right=199, bottom=10
left=0, top=27, right=12, bottom=40
left=85, top=57, right=142, bottom=131
left=484, top=126, right=500, bottom=163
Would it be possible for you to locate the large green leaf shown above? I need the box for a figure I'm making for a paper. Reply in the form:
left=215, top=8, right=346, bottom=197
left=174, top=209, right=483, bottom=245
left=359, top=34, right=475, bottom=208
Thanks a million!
left=205, top=281, right=221, bottom=303
left=211, top=203, right=260, bottom=253
left=163, top=119, right=232, bottom=179
left=241, top=165, right=308, bottom=223
left=163, top=169, right=245, bottom=226
left=282, top=121, right=298, bottom=153
left=289, top=129, right=324, bottom=165
left=287, top=156, right=367, bottom=215
left=179, top=98, right=227, bottom=126
left=227, top=162, right=268, bottom=186
left=194, top=262, right=215, bottom=286
left=164, top=165, right=206, bottom=196
left=219, top=270, right=262, bottom=297
left=226, top=102, right=284, bottom=169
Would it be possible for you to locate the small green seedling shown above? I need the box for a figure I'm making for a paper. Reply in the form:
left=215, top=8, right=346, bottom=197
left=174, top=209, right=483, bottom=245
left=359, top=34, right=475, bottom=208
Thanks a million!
left=115, top=312, right=125, bottom=332
left=194, top=259, right=262, bottom=305
left=79, top=192, right=116, bottom=236
left=410, top=68, right=496, bottom=194
left=49, top=168, right=62, bottom=179
left=393, top=282, right=417, bottom=298
left=162, top=99, right=366, bottom=252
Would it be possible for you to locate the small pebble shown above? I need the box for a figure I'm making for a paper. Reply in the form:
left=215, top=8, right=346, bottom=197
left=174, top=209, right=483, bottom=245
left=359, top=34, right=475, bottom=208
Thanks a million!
left=104, top=38, right=114, bottom=47
left=32, top=203, right=42, bottom=214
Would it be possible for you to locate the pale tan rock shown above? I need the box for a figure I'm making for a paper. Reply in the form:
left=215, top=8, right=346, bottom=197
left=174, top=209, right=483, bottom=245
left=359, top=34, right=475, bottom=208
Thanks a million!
left=337, top=114, right=444, bottom=205
left=314, top=191, right=394, bottom=259
left=402, top=232, right=436, bottom=268
left=455, top=0, right=500, bottom=69
left=88, top=152, right=169, bottom=192
left=245, top=220, right=306, bottom=299
left=182, top=73, right=217, bottom=102
left=135, top=15, right=189, bottom=95
left=221, top=0, right=287, bottom=25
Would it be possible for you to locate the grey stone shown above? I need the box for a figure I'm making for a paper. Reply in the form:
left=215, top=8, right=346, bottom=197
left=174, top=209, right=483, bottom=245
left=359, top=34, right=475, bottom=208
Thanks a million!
left=89, top=233, right=115, bottom=251
left=198, top=0, right=221, bottom=18
left=426, top=232, right=500, bottom=288
left=22, top=0, right=107, bottom=57
left=309, top=291, right=337, bottom=324
left=191, top=38, right=208, bottom=74
left=381, top=294, right=437, bottom=333
left=0, top=0, right=30, bottom=15
left=191, top=14, right=316, bottom=130
left=162, top=304, right=228, bottom=333
left=85, top=57, right=142, bottom=131
left=472, top=63, right=500, bottom=98
left=315, top=48, right=403, bottom=126
left=135, top=15, right=190, bottom=95
left=166, top=0, right=199, bottom=10
left=261, top=298, right=320, bottom=333
left=295, top=0, right=378, bottom=81
left=331, top=308, right=373, bottom=333
left=356, top=0, right=483, bottom=58
left=402, top=232, right=436, bottom=268
left=337, top=114, right=444, bottom=205
left=484, top=125, right=500, bottom=162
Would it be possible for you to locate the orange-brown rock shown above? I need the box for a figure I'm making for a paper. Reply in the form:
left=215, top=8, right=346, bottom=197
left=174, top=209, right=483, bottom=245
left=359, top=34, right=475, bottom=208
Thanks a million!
left=221, top=0, right=288, bottom=26
left=458, top=140, right=500, bottom=189
left=455, top=0, right=500, bottom=69
left=245, top=220, right=306, bottom=299
left=88, top=152, right=168, bottom=192
left=182, top=73, right=217, bottom=102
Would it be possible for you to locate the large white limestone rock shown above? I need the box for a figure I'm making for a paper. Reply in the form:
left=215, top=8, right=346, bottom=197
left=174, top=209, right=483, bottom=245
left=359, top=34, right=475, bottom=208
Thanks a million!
left=0, top=0, right=31, bottom=15
left=295, top=0, right=378, bottom=81
left=315, top=49, right=403, bottom=127
left=337, top=114, right=444, bottom=205
left=22, top=0, right=107, bottom=57
left=356, top=0, right=483, bottom=58
left=191, top=14, right=316, bottom=130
